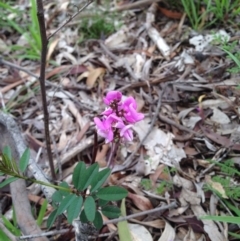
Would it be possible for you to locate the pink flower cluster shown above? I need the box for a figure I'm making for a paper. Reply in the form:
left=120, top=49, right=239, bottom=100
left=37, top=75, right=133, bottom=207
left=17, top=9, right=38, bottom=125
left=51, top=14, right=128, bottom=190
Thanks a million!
left=94, top=91, right=144, bottom=143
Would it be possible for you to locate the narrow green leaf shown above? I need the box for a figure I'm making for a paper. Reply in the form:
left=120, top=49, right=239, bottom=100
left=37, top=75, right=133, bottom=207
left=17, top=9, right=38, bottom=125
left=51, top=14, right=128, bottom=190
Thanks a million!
left=93, top=211, right=103, bottom=230
left=224, top=200, right=240, bottom=217
left=90, top=168, right=111, bottom=193
left=67, top=196, right=83, bottom=223
left=47, top=209, right=58, bottom=229
left=3, top=146, right=12, bottom=160
left=117, top=198, right=132, bottom=241
left=84, top=196, right=96, bottom=222
left=0, top=177, right=18, bottom=188
left=57, top=194, right=76, bottom=215
left=37, top=199, right=48, bottom=226
left=229, top=231, right=240, bottom=238
left=200, top=215, right=240, bottom=224
left=102, top=205, right=121, bottom=218
left=72, top=162, right=86, bottom=190
left=96, top=186, right=128, bottom=201
left=19, top=148, right=30, bottom=173
left=0, top=230, right=11, bottom=241
left=2, top=215, right=21, bottom=236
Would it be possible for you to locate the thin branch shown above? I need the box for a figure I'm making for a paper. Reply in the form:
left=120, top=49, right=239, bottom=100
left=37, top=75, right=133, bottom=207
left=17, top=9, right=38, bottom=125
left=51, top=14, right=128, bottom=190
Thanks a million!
left=103, top=201, right=177, bottom=224
left=36, top=0, right=56, bottom=180
left=48, top=0, right=94, bottom=40
left=0, top=57, right=85, bottom=107
left=19, top=229, right=69, bottom=240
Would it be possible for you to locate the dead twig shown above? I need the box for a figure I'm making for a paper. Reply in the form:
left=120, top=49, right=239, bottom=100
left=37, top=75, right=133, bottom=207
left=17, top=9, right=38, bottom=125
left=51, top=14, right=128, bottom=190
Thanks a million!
left=103, top=201, right=177, bottom=224
left=48, top=0, right=94, bottom=40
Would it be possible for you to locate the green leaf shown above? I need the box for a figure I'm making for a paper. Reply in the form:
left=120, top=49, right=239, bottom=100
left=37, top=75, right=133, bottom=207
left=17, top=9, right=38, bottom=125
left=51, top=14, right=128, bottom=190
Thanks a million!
left=93, top=211, right=103, bottom=230
left=200, top=215, right=240, bottom=224
left=56, top=194, right=76, bottom=215
left=0, top=230, right=11, bottom=241
left=84, top=196, right=96, bottom=222
left=79, top=163, right=99, bottom=191
left=80, top=209, right=88, bottom=223
left=37, top=199, right=48, bottom=226
left=98, top=199, right=109, bottom=207
left=102, top=205, right=121, bottom=218
left=59, top=181, right=70, bottom=196
left=67, top=196, right=83, bottom=223
left=90, top=168, right=111, bottom=193
left=19, top=148, right=30, bottom=172
left=117, top=198, right=132, bottom=241
left=0, top=177, right=18, bottom=188
left=229, top=231, right=240, bottom=238
left=72, top=162, right=86, bottom=190
left=47, top=209, right=58, bottom=229
left=96, top=186, right=128, bottom=201
left=1, top=215, right=21, bottom=236
left=52, top=191, right=63, bottom=204
left=3, top=146, right=12, bottom=160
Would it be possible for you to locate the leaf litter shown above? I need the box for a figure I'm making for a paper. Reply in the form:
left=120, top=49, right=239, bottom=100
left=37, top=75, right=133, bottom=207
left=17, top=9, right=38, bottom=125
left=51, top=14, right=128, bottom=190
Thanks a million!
left=1, top=0, right=240, bottom=240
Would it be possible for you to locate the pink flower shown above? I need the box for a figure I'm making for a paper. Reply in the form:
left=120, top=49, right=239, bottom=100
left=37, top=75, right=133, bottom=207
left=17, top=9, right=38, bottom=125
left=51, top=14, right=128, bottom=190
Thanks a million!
left=115, top=122, right=133, bottom=141
left=122, top=97, right=144, bottom=123
left=104, top=91, right=122, bottom=106
left=95, top=91, right=144, bottom=144
left=94, top=117, right=114, bottom=143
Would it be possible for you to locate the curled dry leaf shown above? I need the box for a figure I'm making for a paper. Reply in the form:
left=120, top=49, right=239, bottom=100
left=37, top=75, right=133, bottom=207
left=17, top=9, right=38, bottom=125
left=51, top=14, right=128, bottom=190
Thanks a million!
left=128, top=192, right=153, bottom=211
left=173, top=175, right=194, bottom=190
left=105, top=27, right=130, bottom=49
left=158, top=221, right=175, bottom=241
left=210, top=107, right=230, bottom=124
left=128, top=224, right=153, bottom=241
left=86, top=67, right=106, bottom=88
left=130, top=219, right=165, bottom=229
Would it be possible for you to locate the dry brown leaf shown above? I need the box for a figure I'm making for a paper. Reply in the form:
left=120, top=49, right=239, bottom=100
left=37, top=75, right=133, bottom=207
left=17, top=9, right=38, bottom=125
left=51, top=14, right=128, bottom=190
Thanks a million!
left=205, top=176, right=228, bottom=199
left=130, top=219, right=165, bottom=229
left=95, top=144, right=109, bottom=167
left=128, top=192, right=153, bottom=211
left=47, top=38, right=59, bottom=62
left=150, top=164, right=167, bottom=187
left=86, top=67, right=106, bottom=88
left=158, top=221, right=175, bottom=241
left=128, top=224, right=153, bottom=241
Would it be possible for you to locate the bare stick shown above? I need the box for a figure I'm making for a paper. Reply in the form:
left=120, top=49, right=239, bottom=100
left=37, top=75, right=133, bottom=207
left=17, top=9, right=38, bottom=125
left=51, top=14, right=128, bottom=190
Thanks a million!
left=48, top=0, right=94, bottom=40
left=36, top=0, right=56, bottom=180
left=104, top=201, right=177, bottom=224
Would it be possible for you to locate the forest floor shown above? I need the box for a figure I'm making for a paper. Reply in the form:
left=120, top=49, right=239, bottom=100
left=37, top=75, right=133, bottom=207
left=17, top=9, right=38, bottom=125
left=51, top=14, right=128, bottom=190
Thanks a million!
left=1, top=0, right=240, bottom=240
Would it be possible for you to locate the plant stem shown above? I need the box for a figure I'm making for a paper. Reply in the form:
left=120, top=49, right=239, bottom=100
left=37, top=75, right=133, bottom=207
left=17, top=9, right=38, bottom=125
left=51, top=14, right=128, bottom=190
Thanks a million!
left=36, top=0, right=56, bottom=181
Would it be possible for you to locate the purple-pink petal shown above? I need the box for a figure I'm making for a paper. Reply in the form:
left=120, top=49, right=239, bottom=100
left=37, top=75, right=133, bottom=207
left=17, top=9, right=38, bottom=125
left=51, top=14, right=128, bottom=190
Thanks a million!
left=104, top=91, right=122, bottom=105
left=120, top=124, right=133, bottom=141
left=94, top=117, right=114, bottom=143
